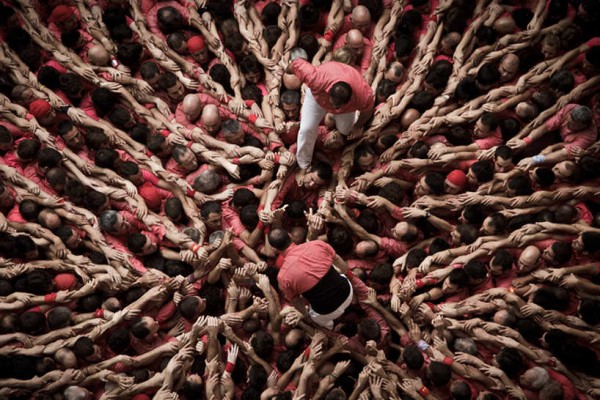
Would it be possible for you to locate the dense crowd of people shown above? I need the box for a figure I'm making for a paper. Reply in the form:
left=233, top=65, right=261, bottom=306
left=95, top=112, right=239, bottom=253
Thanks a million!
left=0, top=0, right=599, bottom=399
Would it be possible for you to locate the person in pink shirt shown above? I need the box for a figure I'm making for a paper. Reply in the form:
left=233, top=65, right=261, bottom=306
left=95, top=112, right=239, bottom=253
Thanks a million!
left=332, top=30, right=373, bottom=75
left=146, top=1, right=191, bottom=42
left=510, top=104, right=597, bottom=166
left=288, top=50, right=374, bottom=172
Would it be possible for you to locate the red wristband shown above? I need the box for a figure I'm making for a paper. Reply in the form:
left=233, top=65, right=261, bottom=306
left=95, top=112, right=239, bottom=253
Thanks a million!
left=44, top=293, right=57, bottom=303
left=244, top=99, right=256, bottom=107
left=187, top=188, right=197, bottom=197
left=145, top=150, right=153, bottom=157
left=416, top=279, right=425, bottom=288
left=523, top=136, right=532, bottom=144
left=26, top=113, right=34, bottom=121
left=94, top=308, right=105, bottom=319
left=323, top=30, right=335, bottom=42
left=257, top=205, right=265, bottom=212
left=264, top=226, right=270, bottom=235
left=304, top=347, right=310, bottom=358
left=248, top=114, right=258, bottom=124
left=418, top=386, right=430, bottom=397
left=225, top=362, right=236, bottom=373
left=232, top=157, right=240, bottom=164
left=160, top=129, right=170, bottom=138
left=186, top=141, right=194, bottom=148
left=273, top=154, right=281, bottom=164
left=251, top=176, right=262, bottom=185
left=257, top=221, right=264, bottom=230
left=443, top=356, right=454, bottom=366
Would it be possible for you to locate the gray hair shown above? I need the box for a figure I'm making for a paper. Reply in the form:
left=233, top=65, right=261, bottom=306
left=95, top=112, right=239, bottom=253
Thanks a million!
left=99, top=210, right=119, bottom=232
left=182, top=227, right=200, bottom=243
left=570, top=105, right=593, bottom=127
left=281, top=90, right=301, bottom=105
left=290, top=47, right=308, bottom=61
left=526, top=367, right=550, bottom=390
left=193, top=170, right=221, bottom=194
left=222, top=119, right=241, bottom=134
left=209, top=230, right=225, bottom=244
left=453, top=337, right=478, bottom=355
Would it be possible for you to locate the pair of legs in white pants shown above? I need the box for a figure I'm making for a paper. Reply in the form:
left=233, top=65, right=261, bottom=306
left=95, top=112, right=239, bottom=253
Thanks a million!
left=296, top=88, right=356, bottom=170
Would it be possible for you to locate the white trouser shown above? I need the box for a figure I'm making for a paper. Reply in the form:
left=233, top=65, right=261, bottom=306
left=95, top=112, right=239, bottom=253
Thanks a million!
left=296, top=89, right=356, bottom=169
left=308, top=275, right=354, bottom=330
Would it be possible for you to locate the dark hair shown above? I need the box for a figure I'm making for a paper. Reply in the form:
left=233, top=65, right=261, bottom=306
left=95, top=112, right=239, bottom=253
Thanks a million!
left=358, top=319, right=381, bottom=341
left=357, top=209, right=380, bottom=234
left=476, top=26, right=496, bottom=45
left=492, top=249, right=514, bottom=271
left=533, top=286, right=570, bottom=310
left=378, top=182, right=404, bottom=205
left=276, top=349, right=298, bottom=373
left=131, top=318, right=151, bottom=339
left=19, top=200, right=40, bottom=221
left=261, top=2, right=282, bottom=25
left=470, top=160, right=494, bottom=183
left=86, top=127, right=109, bottom=150
left=251, top=330, right=274, bottom=360
left=480, top=112, right=499, bottom=131
left=200, top=201, right=221, bottom=219
left=127, top=233, right=148, bottom=254
left=268, top=228, right=291, bottom=250
left=477, top=63, right=501, bottom=87
left=240, top=205, right=259, bottom=229
left=554, top=205, right=578, bottom=224
left=464, top=260, right=487, bottom=281
left=38, top=148, right=62, bottom=169
left=550, top=241, right=572, bottom=266
left=456, top=223, right=479, bottom=245
left=455, top=77, right=481, bottom=102
left=410, top=90, right=435, bottom=112
left=19, top=312, right=46, bottom=335
left=16, top=139, right=41, bottom=161
left=38, top=66, right=61, bottom=89
left=403, top=345, right=424, bottom=370
left=428, top=361, right=451, bottom=387
left=298, top=4, right=320, bottom=30
left=91, top=88, right=117, bottom=117
left=314, top=161, right=333, bottom=182
left=298, top=34, right=320, bottom=61
left=512, top=8, right=533, bottom=30
left=582, top=231, right=600, bottom=253
left=330, top=82, right=353, bottom=105
left=496, top=348, right=523, bottom=378
left=448, top=268, right=469, bottom=288
left=370, top=263, right=393, bottom=286
left=140, top=61, right=160, bottom=81
left=508, top=174, right=533, bottom=196
left=59, top=73, right=84, bottom=98
left=579, top=299, right=600, bottom=325
left=73, top=337, right=95, bottom=358
left=116, top=42, right=143, bottom=70
left=533, top=167, right=555, bottom=188
left=179, top=296, right=201, bottom=320
left=327, top=226, right=354, bottom=256
left=15, top=235, right=37, bottom=257
left=377, top=79, right=397, bottom=103
left=462, top=204, right=485, bottom=225
left=107, top=328, right=131, bottom=354
left=405, top=248, right=427, bottom=269
left=549, top=70, right=575, bottom=94
left=156, top=6, right=184, bottom=33
left=209, top=64, right=233, bottom=95
left=424, top=172, right=445, bottom=195
left=232, top=188, right=256, bottom=208
left=157, top=71, right=179, bottom=91
left=451, top=380, right=472, bottom=400
left=428, top=238, right=450, bottom=255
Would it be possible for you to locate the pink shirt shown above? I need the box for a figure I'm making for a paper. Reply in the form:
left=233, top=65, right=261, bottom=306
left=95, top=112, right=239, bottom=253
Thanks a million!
left=339, top=15, right=375, bottom=38
left=292, top=59, right=374, bottom=114
left=277, top=241, right=335, bottom=300
left=545, top=104, right=598, bottom=157
left=475, top=128, right=503, bottom=150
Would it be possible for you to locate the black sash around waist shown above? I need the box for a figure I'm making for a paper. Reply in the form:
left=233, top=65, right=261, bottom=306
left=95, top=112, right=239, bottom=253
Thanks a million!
left=302, top=267, right=351, bottom=315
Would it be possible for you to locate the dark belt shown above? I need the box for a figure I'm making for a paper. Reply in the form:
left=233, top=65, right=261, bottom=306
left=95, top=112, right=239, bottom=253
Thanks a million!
left=302, top=267, right=351, bottom=314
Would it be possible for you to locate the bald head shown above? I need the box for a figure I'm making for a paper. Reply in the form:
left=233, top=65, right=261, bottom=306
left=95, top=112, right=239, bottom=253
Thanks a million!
left=283, top=73, right=301, bottom=90
left=351, top=6, right=371, bottom=35
left=64, top=386, right=89, bottom=400
left=87, top=45, right=110, bottom=66
left=499, top=53, right=520, bottom=82
left=201, top=104, right=221, bottom=135
left=494, top=16, right=516, bottom=34
left=401, top=108, right=420, bottom=129
left=346, top=29, right=365, bottom=60
left=182, top=94, right=201, bottom=121
left=520, top=367, right=549, bottom=390
left=55, top=348, right=77, bottom=368
left=518, top=245, right=541, bottom=272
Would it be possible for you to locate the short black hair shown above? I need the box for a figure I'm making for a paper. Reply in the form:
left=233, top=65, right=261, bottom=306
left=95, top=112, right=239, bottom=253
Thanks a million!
left=268, top=228, right=291, bottom=250
left=329, top=82, right=353, bottom=105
